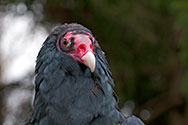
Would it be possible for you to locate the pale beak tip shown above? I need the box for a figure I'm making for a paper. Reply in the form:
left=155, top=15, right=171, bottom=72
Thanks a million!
left=90, top=67, right=95, bottom=73
left=81, top=52, right=96, bottom=72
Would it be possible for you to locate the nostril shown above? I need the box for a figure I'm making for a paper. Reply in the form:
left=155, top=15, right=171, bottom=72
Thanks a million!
left=90, top=44, right=93, bottom=50
left=78, top=44, right=86, bottom=52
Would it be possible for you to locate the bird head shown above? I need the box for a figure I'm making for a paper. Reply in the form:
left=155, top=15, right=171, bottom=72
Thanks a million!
left=56, top=23, right=96, bottom=72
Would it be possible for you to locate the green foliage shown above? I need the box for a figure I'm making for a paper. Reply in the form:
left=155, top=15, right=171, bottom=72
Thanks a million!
left=170, top=1, right=188, bottom=92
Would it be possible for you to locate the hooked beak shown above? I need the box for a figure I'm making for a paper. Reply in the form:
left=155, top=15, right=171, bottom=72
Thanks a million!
left=81, top=52, right=96, bottom=72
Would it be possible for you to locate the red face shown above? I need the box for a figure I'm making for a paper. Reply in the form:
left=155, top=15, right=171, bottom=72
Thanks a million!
left=57, top=31, right=96, bottom=72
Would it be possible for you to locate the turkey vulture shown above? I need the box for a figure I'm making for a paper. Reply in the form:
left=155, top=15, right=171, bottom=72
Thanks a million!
left=21, top=23, right=144, bottom=125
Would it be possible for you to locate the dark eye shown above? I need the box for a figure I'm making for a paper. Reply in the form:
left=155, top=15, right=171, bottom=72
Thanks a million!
left=62, top=39, right=71, bottom=48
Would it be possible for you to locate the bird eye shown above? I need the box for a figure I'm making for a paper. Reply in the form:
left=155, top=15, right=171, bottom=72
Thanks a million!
left=62, top=39, right=71, bottom=48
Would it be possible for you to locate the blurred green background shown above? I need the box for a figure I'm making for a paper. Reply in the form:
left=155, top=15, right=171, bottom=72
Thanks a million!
left=0, top=0, right=188, bottom=125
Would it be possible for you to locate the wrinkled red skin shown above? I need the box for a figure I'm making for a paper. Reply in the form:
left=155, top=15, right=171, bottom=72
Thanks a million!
left=57, top=31, right=95, bottom=63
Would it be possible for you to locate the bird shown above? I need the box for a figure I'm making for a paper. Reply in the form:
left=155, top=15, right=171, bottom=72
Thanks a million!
left=21, top=23, right=144, bottom=125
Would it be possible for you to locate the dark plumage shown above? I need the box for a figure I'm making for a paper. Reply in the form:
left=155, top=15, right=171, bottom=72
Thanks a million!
left=21, top=23, right=144, bottom=125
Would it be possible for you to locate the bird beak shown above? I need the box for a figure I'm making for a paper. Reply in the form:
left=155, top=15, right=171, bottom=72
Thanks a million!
left=81, top=52, right=96, bottom=72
